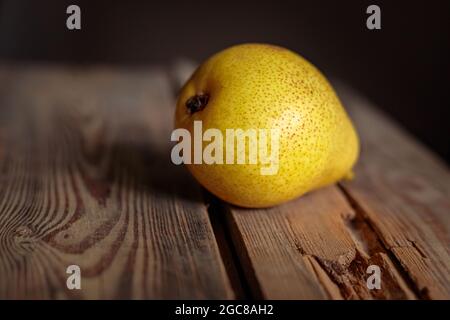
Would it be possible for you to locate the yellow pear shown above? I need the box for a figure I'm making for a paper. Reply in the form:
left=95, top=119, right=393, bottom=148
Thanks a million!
left=174, top=43, right=359, bottom=208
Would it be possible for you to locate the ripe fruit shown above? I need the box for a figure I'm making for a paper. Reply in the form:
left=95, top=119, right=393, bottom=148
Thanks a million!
left=174, top=43, right=359, bottom=208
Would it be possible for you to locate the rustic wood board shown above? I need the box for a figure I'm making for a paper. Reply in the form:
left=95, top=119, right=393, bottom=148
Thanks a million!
left=0, top=65, right=233, bottom=299
left=337, top=85, right=450, bottom=299
left=226, top=185, right=417, bottom=299
left=0, top=63, right=449, bottom=300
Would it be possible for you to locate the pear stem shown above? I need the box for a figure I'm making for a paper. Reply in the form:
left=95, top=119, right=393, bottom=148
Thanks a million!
left=186, top=94, right=209, bottom=114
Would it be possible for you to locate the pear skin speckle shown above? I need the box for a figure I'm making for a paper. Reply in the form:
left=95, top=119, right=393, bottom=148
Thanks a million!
left=175, top=43, right=359, bottom=208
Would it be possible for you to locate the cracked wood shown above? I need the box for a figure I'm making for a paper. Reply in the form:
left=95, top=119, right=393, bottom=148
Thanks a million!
left=336, top=83, right=450, bottom=299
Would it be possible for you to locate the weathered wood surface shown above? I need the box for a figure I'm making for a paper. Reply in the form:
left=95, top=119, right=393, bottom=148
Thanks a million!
left=0, top=63, right=448, bottom=300
left=0, top=65, right=233, bottom=299
left=337, top=86, right=450, bottom=299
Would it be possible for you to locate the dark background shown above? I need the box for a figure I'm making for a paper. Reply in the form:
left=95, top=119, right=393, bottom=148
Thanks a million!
left=0, top=0, right=449, bottom=162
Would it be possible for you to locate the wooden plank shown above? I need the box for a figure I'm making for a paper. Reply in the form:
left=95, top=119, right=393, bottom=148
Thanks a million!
left=335, top=83, right=450, bottom=299
left=227, top=186, right=417, bottom=299
left=0, top=65, right=234, bottom=299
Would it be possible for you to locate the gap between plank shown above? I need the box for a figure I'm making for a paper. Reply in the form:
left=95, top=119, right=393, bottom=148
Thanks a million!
left=337, top=184, right=424, bottom=299
left=203, top=191, right=256, bottom=299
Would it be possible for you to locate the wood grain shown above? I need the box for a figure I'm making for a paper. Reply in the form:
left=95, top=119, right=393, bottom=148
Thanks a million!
left=0, top=65, right=233, bottom=299
left=227, top=186, right=417, bottom=299
left=1, top=62, right=448, bottom=300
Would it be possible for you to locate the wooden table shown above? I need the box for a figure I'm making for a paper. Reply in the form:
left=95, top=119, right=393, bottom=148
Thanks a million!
left=0, top=63, right=448, bottom=300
